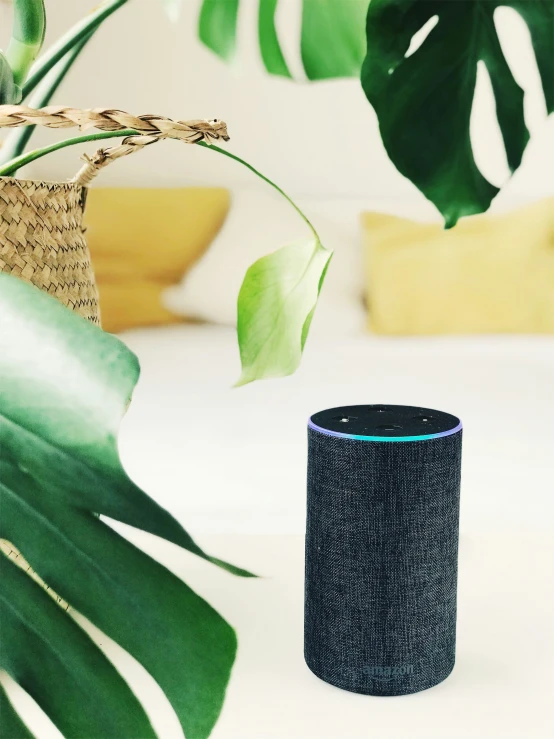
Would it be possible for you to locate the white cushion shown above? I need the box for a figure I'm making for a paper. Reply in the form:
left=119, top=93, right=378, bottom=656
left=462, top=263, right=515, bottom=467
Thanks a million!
left=162, top=187, right=368, bottom=335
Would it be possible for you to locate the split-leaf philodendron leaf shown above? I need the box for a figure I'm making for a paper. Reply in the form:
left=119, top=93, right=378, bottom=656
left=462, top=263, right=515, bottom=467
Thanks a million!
left=259, top=0, right=292, bottom=78
left=0, top=682, right=34, bottom=739
left=0, top=273, right=253, bottom=739
left=362, top=0, right=554, bottom=227
left=236, top=239, right=332, bottom=386
left=301, top=0, right=368, bottom=80
left=198, top=0, right=368, bottom=79
left=199, top=0, right=240, bottom=63
left=1, top=554, right=156, bottom=738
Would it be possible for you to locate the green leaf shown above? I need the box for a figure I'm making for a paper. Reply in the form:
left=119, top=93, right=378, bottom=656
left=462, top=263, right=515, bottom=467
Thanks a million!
left=0, top=130, right=328, bottom=391
left=0, top=273, right=248, bottom=738
left=361, top=0, right=553, bottom=227
left=199, top=0, right=240, bottom=62
left=6, top=0, right=46, bottom=87
left=0, top=32, right=94, bottom=167
left=301, top=0, right=368, bottom=80
left=510, top=0, right=554, bottom=112
left=0, top=273, right=250, bottom=575
left=0, top=554, right=156, bottom=739
left=258, top=0, right=292, bottom=78
left=0, top=473, right=236, bottom=739
left=236, top=239, right=332, bottom=386
left=196, top=143, right=332, bottom=385
left=0, top=682, right=35, bottom=739
left=22, top=0, right=129, bottom=98
left=9, top=0, right=46, bottom=52
left=197, top=0, right=367, bottom=78
left=0, top=51, right=20, bottom=105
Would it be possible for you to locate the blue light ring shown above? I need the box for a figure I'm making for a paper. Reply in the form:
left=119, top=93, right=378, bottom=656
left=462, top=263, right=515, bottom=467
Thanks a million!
left=308, top=419, right=463, bottom=442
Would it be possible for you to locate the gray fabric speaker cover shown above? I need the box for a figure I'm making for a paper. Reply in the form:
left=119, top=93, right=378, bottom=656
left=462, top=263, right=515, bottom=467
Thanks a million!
left=305, top=405, right=462, bottom=696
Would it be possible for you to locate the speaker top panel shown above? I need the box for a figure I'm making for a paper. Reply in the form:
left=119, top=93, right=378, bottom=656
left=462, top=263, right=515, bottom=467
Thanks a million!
left=309, top=405, right=462, bottom=442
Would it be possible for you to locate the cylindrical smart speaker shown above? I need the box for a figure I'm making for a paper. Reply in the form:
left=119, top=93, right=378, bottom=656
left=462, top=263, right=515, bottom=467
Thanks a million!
left=305, top=405, right=462, bottom=696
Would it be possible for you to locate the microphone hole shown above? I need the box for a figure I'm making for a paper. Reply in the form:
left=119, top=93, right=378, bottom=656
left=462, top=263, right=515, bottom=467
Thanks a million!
left=332, top=415, right=358, bottom=423
left=413, top=415, right=434, bottom=423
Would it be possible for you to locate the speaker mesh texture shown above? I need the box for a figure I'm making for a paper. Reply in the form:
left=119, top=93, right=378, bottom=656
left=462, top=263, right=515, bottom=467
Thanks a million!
left=305, top=426, right=462, bottom=696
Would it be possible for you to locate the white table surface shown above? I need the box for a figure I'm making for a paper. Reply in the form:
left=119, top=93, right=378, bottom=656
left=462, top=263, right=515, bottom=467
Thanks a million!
left=6, top=531, right=552, bottom=739
left=4, top=325, right=553, bottom=738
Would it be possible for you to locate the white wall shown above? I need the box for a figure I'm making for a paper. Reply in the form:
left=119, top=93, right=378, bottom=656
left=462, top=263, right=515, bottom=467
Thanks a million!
left=2, top=0, right=553, bottom=216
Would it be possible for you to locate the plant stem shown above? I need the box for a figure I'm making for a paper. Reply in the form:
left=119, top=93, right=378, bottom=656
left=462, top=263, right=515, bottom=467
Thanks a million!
left=22, top=0, right=129, bottom=98
left=0, top=32, right=95, bottom=168
left=0, top=133, right=321, bottom=247
left=0, top=130, right=135, bottom=177
left=197, top=142, right=319, bottom=239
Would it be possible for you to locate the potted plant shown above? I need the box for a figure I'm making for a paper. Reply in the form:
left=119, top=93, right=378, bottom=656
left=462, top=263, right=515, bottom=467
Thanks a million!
left=0, top=105, right=233, bottom=322
left=0, top=2, right=332, bottom=736
left=0, top=0, right=332, bottom=375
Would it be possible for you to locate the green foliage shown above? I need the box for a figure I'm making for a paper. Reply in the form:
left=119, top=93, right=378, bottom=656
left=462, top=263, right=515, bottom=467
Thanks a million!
left=9, top=0, right=46, bottom=49
left=0, top=134, right=330, bottom=387
left=361, top=0, right=554, bottom=227
left=0, top=273, right=249, bottom=739
left=236, top=239, right=332, bottom=386
left=199, top=0, right=240, bottom=62
left=5, top=0, right=46, bottom=86
left=0, top=0, right=128, bottom=159
left=258, top=0, right=292, bottom=78
left=21, top=0, right=129, bottom=98
left=198, top=141, right=332, bottom=385
left=198, top=0, right=368, bottom=79
left=1, top=556, right=156, bottom=739
left=0, top=52, right=19, bottom=105
left=0, top=4, right=335, bottom=738
left=301, top=0, right=368, bottom=80
left=201, top=0, right=552, bottom=222
left=0, top=133, right=330, bottom=389
left=0, top=32, right=94, bottom=167
left=0, top=683, right=34, bottom=739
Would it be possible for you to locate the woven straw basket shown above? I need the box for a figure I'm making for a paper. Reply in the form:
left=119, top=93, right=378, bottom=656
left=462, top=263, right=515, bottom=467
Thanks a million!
left=0, top=178, right=100, bottom=321
left=0, top=105, right=229, bottom=325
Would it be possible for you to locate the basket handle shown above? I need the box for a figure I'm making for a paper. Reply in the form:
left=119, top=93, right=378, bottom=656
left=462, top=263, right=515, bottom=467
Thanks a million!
left=0, top=106, right=230, bottom=187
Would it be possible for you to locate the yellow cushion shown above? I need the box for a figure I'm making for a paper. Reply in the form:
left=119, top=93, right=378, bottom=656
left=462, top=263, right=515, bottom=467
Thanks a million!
left=362, top=200, right=554, bottom=335
left=84, top=188, right=230, bottom=332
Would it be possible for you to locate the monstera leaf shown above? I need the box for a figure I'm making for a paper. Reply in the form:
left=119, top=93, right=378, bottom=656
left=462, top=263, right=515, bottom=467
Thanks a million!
left=199, top=0, right=240, bottom=64
left=236, top=239, right=332, bottom=386
left=301, top=0, right=369, bottom=79
left=0, top=273, right=252, bottom=739
left=362, top=0, right=554, bottom=227
left=0, top=683, right=34, bottom=739
left=197, top=0, right=368, bottom=79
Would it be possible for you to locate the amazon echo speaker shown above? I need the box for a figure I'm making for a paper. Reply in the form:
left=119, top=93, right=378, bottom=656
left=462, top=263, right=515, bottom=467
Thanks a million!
left=305, top=405, right=462, bottom=696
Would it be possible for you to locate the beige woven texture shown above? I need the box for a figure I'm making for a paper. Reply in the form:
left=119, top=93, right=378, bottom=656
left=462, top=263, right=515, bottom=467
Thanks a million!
left=0, top=178, right=101, bottom=321
left=0, top=106, right=230, bottom=323
left=0, top=106, right=230, bottom=187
